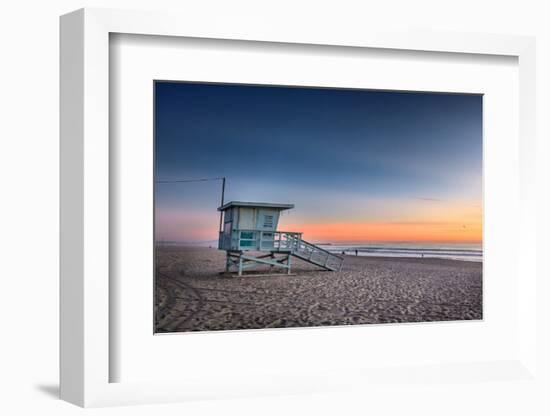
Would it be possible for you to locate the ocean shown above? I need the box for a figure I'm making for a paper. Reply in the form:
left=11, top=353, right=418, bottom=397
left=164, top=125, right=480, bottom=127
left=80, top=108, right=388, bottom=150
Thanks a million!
left=158, top=240, right=483, bottom=262
left=317, top=242, right=483, bottom=262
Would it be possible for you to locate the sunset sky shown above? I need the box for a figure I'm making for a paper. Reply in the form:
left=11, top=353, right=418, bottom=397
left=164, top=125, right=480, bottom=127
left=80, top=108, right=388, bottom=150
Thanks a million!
left=155, top=82, right=482, bottom=244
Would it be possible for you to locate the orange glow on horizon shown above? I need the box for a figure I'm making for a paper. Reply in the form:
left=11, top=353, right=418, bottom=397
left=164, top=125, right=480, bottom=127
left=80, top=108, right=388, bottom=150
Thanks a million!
left=279, top=221, right=482, bottom=243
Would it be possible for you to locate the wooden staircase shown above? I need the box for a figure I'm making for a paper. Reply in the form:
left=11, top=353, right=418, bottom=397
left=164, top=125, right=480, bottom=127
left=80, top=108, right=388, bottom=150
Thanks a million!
left=274, top=232, right=344, bottom=271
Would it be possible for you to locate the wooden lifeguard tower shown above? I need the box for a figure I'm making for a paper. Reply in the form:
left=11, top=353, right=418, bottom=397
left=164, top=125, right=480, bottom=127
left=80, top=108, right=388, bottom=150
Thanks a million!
left=218, top=201, right=344, bottom=276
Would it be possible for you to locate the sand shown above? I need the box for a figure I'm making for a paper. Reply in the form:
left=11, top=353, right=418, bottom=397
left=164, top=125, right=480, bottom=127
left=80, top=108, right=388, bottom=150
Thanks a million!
left=155, top=246, right=482, bottom=333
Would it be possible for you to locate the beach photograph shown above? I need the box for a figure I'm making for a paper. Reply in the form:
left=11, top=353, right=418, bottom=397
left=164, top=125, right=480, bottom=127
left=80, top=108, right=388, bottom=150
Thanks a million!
left=154, top=81, right=483, bottom=333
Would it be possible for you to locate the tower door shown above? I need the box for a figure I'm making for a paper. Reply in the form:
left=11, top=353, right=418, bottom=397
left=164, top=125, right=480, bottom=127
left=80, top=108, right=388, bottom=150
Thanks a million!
left=238, top=207, right=255, bottom=229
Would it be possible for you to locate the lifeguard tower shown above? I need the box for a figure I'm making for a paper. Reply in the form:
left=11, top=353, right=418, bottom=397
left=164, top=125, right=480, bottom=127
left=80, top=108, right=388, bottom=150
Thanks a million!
left=218, top=201, right=344, bottom=276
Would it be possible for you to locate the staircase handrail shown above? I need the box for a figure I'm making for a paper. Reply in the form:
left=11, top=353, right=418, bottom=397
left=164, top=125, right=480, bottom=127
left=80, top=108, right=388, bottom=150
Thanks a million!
left=275, top=232, right=344, bottom=260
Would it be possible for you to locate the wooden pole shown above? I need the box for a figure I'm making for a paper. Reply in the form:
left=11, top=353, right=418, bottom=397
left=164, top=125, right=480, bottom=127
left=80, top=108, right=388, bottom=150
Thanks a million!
left=218, top=177, right=226, bottom=233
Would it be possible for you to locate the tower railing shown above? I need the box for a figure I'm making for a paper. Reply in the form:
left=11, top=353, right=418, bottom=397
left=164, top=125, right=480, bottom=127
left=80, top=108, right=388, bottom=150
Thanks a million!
left=230, top=229, right=344, bottom=271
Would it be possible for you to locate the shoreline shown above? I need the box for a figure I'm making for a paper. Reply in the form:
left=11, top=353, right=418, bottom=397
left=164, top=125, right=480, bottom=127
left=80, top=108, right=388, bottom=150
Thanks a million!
left=339, top=254, right=483, bottom=264
left=338, top=254, right=482, bottom=263
left=155, top=244, right=482, bottom=263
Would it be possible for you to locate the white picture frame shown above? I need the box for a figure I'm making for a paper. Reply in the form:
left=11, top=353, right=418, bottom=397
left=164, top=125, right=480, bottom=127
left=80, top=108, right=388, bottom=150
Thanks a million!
left=60, top=8, right=538, bottom=408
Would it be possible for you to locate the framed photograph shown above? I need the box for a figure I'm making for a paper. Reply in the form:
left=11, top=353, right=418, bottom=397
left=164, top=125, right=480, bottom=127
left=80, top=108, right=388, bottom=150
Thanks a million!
left=60, top=8, right=538, bottom=408
left=153, top=81, right=483, bottom=334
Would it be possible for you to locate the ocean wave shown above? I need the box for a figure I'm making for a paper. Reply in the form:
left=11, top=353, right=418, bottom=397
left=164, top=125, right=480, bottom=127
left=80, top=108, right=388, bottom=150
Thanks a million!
left=320, top=243, right=483, bottom=262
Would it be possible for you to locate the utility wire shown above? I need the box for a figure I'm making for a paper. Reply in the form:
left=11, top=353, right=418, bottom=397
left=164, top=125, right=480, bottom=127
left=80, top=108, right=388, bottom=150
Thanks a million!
left=155, top=176, right=227, bottom=233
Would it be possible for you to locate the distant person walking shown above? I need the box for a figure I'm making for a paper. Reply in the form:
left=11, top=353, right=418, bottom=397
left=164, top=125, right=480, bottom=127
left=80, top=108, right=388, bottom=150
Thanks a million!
left=355, top=249, right=358, bottom=256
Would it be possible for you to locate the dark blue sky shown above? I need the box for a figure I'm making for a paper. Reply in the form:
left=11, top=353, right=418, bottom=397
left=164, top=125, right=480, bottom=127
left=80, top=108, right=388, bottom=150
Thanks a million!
left=154, top=81, right=482, bottom=242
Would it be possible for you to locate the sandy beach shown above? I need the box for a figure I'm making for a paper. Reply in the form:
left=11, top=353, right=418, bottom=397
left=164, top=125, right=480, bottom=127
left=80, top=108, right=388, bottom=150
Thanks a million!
left=155, top=246, right=482, bottom=332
